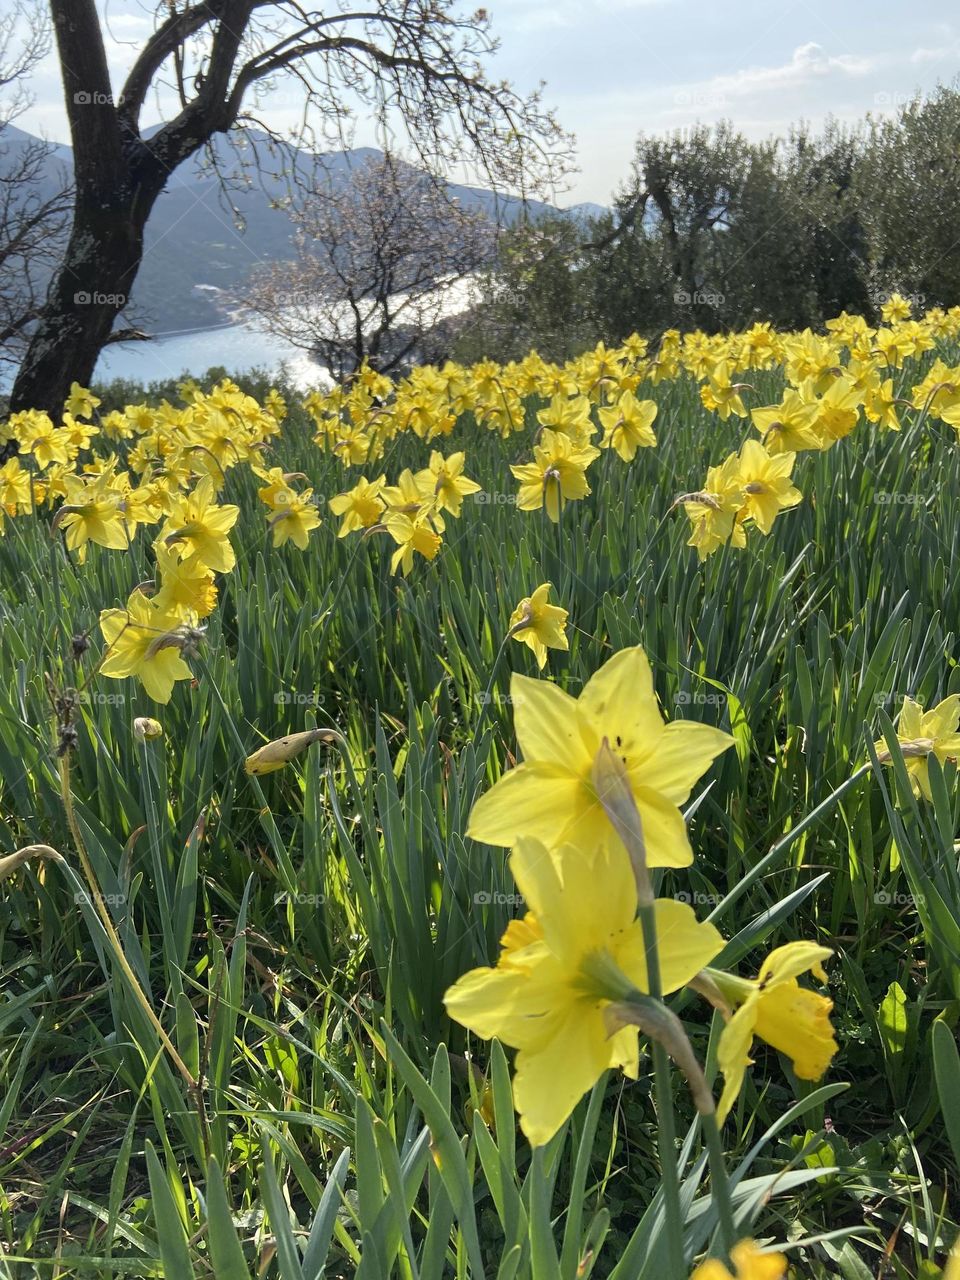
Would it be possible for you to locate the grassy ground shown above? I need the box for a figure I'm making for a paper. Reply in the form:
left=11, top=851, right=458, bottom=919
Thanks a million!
left=0, top=342, right=959, bottom=1278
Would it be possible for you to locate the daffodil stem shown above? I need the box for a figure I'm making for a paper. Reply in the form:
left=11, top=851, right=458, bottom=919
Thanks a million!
left=701, top=1106, right=737, bottom=1259
left=475, top=632, right=511, bottom=738
left=637, top=899, right=686, bottom=1278
left=313, top=530, right=366, bottom=636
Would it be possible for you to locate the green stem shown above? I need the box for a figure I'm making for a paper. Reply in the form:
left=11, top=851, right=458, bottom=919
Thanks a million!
left=637, top=899, right=686, bottom=1279
left=474, top=632, right=512, bottom=740
left=312, top=529, right=367, bottom=637
left=701, top=1106, right=737, bottom=1258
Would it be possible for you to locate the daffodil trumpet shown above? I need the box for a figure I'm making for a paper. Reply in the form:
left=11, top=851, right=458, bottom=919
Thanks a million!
left=704, top=945, right=838, bottom=1124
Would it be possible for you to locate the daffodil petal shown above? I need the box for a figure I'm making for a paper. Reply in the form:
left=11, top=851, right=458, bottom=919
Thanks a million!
left=466, top=763, right=586, bottom=848
left=922, top=693, right=960, bottom=739
left=576, top=646, right=665, bottom=759
left=754, top=982, right=838, bottom=1081
left=898, top=696, right=924, bottom=739
left=443, top=958, right=565, bottom=1050
left=513, top=1004, right=613, bottom=1146
left=633, top=786, right=695, bottom=868
left=717, top=1000, right=758, bottom=1124
left=512, top=838, right=638, bottom=951
left=612, top=899, right=724, bottom=995
left=757, top=941, right=833, bottom=987
left=638, top=719, right=735, bottom=804
left=510, top=674, right=589, bottom=767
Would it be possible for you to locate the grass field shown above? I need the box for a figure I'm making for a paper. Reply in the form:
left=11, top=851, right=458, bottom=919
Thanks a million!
left=1, top=311, right=959, bottom=1278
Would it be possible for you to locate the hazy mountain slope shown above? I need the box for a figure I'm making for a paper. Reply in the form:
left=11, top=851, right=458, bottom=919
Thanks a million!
left=2, top=126, right=606, bottom=332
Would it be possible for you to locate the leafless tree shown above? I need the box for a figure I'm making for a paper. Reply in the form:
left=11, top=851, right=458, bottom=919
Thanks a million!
left=3, top=0, right=570, bottom=432
left=0, top=2, right=71, bottom=384
left=240, top=152, right=493, bottom=379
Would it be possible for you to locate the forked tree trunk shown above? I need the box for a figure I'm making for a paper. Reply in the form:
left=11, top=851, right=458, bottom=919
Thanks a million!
left=0, top=0, right=244, bottom=448
left=8, top=203, right=145, bottom=416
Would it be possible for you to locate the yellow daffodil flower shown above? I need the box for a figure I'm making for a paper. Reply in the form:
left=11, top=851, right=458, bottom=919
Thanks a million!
left=751, top=390, right=821, bottom=454
left=0, top=458, right=33, bottom=517
left=414, top=450, right=482, bottom=517
left=682, top=454, right=745, bottom=561
left=444, top=835, right=724, bottom=1145
left=734, top=440, right=802, bottom=536
left=328, top=475, right=387, bottom=536
left=875, top=695, right=960, bottom=800
left=160, top=475, right=239, bottom=573
left=536, top=394, right=596, bottom=446
left=805, top=374, right=862, bottom=449
left=54, top=471, right=131, bottom=561
left=509, top=583, right=569, bottom=669
left=511, top=428, right=600, bottom=522
left=13, top=411, right=73, bottom=469
left=690, top=1239, right=787, bottom=1280
left=597, top=392, right=657, bottom=461
left=153, top=542, right=219, bottom=619
left=267, top=492, right=322, bottom=550
left=864, top=377, right=902, bottom=431
left=709, top=942, right=838, bottom=1123
left=384, top=511, right=442, bottom=575
left=99, top=591, right=198, bottom=703
left=700, top=363, right=748, bottom=421
left=467, top=646, right=734, bottom=866
left=64, top=382, right=101, bottom=420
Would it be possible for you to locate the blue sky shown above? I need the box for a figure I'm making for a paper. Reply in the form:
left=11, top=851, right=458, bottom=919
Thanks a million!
left=17, top=1, right=960, bottom=204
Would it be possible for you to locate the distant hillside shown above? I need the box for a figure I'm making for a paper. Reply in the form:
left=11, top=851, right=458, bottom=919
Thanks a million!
left=2, top=126, right=605, bottom=334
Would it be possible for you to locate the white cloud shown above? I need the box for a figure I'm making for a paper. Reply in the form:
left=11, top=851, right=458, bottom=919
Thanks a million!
left=910, top=42, right=959, bottom=64
left=705, top=43, right=874, bottom=100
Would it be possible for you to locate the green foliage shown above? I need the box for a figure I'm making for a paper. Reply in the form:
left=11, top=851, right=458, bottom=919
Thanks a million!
left=0, top=353, right=959, bottom=1275
left=463, top=83, right=960, bottom=359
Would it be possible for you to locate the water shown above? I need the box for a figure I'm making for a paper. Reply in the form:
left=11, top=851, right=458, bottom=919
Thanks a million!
left=92, top=320, right=328, bottom=391
left=3, top=276, right=477, bottom=394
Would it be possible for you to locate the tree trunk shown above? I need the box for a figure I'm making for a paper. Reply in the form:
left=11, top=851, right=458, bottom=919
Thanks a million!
left=8, top=201, right=144, bottom=416
left=2, top=0, right=144, bottom=449
left=0, top=0, right=234, bottom=455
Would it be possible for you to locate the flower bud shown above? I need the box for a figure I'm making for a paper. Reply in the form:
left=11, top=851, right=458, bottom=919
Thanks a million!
left=591, top=738, right=651, bottom=904
left=0, top=844, right=63, bottom=883
left=244, top=727, right=344, bottom=775
left=134, top=717, right=164, bottom=741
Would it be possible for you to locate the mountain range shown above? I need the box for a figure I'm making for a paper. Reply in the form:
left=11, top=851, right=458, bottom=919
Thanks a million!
left=2, top=125, right=607, bottom=335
